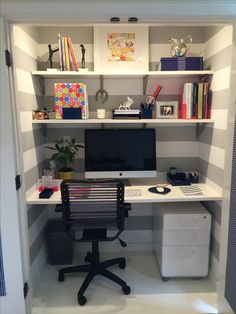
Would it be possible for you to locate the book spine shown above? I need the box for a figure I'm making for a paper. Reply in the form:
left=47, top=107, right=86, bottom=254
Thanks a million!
left=58, top=34, right=63, bottom=71
left=192, top=83, right=198, bottom=119
left=187, top=83, right=192, bottom=119
left=64, top=37, right=70, bottom=71
left=203, top=82, right=208, bottom=118
left=67, top=36, right=78, bottom=71
left=180, top=83, right=187, bottom=119
left=190, top=82, right=196, bottom=119
left=207, top=90, right=212, bottom=119
left=83, top=85, right=89, bottom=119
left=61, top=36, right=66, bottom=71
left=197, top=83, right=203, bottom=119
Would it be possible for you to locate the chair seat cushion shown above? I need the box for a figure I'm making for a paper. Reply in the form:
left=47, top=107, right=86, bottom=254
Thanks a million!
left=82, top=228, right=107, bottom=241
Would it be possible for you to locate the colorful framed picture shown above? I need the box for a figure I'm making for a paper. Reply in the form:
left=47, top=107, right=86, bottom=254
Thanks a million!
left=94, top=26, right=148, bottom=73
left=156, top=101, right=179, bottom=119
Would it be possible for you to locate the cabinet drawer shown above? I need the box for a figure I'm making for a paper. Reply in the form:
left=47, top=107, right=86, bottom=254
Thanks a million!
left=162, top=230, right=210, bottom=245
left=163, top=213, right=211, bottom=230
left=160, top=245, right=210, bottom=277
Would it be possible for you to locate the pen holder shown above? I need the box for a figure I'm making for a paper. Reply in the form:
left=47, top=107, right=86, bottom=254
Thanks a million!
left=141, top=107, right=152, bottom=119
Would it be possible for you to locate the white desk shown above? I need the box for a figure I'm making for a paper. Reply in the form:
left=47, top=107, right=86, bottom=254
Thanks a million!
left=26, top=183, right=222, bottom=205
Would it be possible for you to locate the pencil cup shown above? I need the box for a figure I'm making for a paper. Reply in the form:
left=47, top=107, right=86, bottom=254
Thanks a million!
left=142, top=108, right=152, bottom=119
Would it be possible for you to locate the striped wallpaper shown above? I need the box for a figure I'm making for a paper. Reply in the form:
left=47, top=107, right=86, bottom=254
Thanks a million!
left=11, top=24, right=233, bottom=293
left=199, top=25, right=233, bottom=285
left=11, top=25, right=49, bottom=295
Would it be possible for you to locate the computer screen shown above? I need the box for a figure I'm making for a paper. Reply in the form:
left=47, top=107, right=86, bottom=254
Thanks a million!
left=85, top=128, right=156, bottom=178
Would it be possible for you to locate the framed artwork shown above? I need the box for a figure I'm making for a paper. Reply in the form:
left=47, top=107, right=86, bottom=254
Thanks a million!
left=156, top=101, right=179, bottom=119
left=94, top=25, right=148, bottom=73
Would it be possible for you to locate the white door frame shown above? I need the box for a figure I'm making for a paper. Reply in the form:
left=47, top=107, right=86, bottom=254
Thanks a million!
left=217, top=23, right=236, bottom=314
left=0, top=16, right=29, bottom=314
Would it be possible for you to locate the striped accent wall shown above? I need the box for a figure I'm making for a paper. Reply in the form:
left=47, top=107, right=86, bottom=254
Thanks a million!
left=38, top=26, right=205, bottom=250
left=199, top=25, right=233, bottom=284
left=11, top=25, right=49, bottom=295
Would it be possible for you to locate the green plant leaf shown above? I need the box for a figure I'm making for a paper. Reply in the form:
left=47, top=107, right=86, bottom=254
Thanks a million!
left=45, top=137, right=84, bottom=170
left=45, top=146, right=56, bottom=150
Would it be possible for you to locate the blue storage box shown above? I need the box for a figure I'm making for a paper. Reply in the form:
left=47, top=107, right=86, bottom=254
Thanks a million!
left=160, top=57, right=203, bottom=71
left=62, top=107, right=82, bottom=119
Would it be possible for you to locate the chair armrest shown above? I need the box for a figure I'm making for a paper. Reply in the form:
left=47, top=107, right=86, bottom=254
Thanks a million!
left=124, top=203, right=132, bottom=217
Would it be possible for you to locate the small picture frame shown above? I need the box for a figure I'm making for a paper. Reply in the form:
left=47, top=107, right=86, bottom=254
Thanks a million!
left=156, top=101, right=178, bottom=119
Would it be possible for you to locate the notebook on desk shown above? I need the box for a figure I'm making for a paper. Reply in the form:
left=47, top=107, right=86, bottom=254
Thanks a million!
left=125, top=189, right=142, bottom=197
left=180, top=185, right=203, bottom=196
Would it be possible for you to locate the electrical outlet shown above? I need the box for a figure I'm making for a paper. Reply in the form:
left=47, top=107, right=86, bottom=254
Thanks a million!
left=63, top=136, right=71, bottom=142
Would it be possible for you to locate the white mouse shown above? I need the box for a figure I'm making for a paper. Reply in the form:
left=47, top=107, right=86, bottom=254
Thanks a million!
left=156, top=186, right=165, bottom=193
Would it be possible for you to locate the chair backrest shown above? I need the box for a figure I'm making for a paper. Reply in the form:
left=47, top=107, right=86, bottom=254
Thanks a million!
left=61, top=179, right=125, bottom=237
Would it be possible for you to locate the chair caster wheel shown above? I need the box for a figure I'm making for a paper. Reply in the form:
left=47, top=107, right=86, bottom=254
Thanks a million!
left=122, top=285, right=131, bottom=295
left=58, top=273, right=64, bottom=282
left=78, top=295, right=87, bottom=306
left=119, top=260, right=126, bottom=269
left=162, top=277, right=169, bottom=282
left=84, top=252, right=92, bottom=263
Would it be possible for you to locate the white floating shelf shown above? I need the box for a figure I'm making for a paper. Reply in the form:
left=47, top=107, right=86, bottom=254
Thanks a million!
left=32, top=118, right=214, bottom=125
left=31, top=70, right=213, bottom=79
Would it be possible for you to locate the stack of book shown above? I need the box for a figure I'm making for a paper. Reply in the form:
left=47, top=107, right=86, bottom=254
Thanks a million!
left=58, top=34, right=78, bottom=71
left=180, top=82, right=211, bottom=119
left=113, top=109, right=141, bottom=119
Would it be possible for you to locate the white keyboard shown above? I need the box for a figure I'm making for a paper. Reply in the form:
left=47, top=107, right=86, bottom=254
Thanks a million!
left=125, top=189, right=142, bottom=197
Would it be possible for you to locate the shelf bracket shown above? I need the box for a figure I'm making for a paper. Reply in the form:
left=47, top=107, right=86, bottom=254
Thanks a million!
left=33, top=75, right=45, bottom=96
left=99, top=75, right=104, bottom=88
left=40, top=124, right=47, bottom=137
left=143, top=75, right=149, bottom=95
left=196, top=123, right=205, bottom=140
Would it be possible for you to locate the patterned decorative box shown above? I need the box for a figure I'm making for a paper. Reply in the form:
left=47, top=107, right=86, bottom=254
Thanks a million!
left=54, top=83, right=88, bottom=119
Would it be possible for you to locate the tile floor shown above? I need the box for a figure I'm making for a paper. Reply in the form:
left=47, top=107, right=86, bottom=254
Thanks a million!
left=32, top=252, right=217, bottom=314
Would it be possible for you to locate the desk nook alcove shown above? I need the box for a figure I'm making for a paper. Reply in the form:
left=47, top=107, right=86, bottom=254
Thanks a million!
left=9, top=21, right=234, bottom=314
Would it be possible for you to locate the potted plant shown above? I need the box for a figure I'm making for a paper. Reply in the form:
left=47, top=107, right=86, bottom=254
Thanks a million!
left=46, top=138, right=84, bottom=180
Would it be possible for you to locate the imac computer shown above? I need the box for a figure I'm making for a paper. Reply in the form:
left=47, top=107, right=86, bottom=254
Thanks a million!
left=85, top=128, right=156, bottom=179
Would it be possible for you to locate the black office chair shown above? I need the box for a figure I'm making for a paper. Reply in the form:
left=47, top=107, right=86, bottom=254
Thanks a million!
left=58, top=179, right=131, bottom=305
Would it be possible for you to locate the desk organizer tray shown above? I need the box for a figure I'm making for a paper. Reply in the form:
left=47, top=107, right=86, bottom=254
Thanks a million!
left=113, top=109, right=141, bottom=119
left=167, top=172, right=191, bottom=186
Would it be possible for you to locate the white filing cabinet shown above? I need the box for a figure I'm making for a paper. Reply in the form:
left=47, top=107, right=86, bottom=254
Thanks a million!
left=153, top=202, right=211, bottom=280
